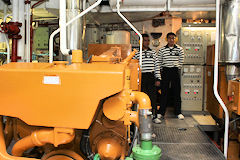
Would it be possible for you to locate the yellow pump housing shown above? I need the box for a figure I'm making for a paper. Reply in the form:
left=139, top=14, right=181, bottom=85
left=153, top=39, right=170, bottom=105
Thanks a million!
left=0, top=62, right=125, bottom=129
left=0, top=48, right=151, bottom=160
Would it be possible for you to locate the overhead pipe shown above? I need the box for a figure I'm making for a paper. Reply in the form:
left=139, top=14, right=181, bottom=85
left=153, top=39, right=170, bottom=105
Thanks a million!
left=213, top=0, right=229, bottom=158
left=116, top=0, right=143, bottom=68
left=110, top=0, right=167, bottom=12
left=49, top=0, right=103, bottom=63
left=167, top=0, right=215, bottom=11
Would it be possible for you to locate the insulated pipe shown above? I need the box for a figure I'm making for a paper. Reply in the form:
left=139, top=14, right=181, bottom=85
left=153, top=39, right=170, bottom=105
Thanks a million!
left=17, top=0, right=25, bottom=61
left=25, top=1, right=31, bottom=62
left=60, top=0, right=70, bottom=55
left=214, top=0, right=229, bottom=158
left=12, top=128, right=75, bottom=157
left=49, top=0, right=103, bottom=62
left=0, top=116, right=38, bottom=160
left=12, top=0, right=19, bottom=22
left=116, top=0, right=143, bottom=68
left=167, top=0, right=215, bottom=11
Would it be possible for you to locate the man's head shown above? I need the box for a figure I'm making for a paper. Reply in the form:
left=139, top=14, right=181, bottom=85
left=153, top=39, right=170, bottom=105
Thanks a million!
left=142, top=34, right=150, bottom=49
left=166, top=32, right=177, bottom=47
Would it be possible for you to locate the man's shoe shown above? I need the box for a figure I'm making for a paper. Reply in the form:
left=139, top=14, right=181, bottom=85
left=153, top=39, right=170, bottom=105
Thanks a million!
left=153, top=118, right=161, bottom=124
left=177, top=114, right=184, bottom=120
left=157, top=114, right=163, bottom=119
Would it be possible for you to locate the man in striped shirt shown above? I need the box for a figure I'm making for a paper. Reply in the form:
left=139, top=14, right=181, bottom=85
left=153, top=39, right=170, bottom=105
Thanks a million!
left=134, top=34, right=161, bottom=123
left=158, top=32, right=185, bottom=120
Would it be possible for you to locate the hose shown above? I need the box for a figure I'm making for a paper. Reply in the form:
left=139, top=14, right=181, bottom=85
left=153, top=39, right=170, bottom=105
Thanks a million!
left=93, top=153, right=100, bottom=160
left=80, top=130, right=94, bottom=160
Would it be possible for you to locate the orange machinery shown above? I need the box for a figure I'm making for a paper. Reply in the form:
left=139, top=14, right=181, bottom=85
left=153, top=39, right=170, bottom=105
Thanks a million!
left=0, top=47, right=158, bottom=160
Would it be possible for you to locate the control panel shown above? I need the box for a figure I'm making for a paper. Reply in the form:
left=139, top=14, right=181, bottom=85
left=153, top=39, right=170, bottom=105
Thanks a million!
left=33, top=27, right=49, bottom=51
left=178, top=27, right=216, bottom=65
left=181, top=65, right=204, bottom=111
left=130, top=30, right=141, bottom=49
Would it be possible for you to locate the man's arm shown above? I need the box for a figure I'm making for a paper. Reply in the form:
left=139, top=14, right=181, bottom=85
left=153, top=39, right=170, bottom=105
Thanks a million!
left=154, top=50, right=161, bottom=81
left=133, top=51, right=139, bottom=60
left=179, top=47, right=184, bottom=69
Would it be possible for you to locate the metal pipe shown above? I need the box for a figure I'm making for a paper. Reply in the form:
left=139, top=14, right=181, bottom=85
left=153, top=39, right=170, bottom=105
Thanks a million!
left=60, top=0, right=69, bottom=55
left=0, top=116, right=38, bottom=160
left=12, top=128, right=75, bottom=157
left=139, top=109, right=152, bottom=141
left=168, top=0, right=215, bottom=11
left=116, top=0, right=143, bottom=68
left=112, top=8, right=166, bottom=12
left=31, top=0, right=46, bottom=9
left=11, top=39, right=18, bottom=62
left=213, top=0, right=229, bottom=158
left=130, top=91, right=151, bottom=110
left=18, top=0, right=25, bottom=61
left=30, top=0, right=46, bottom=62
left=49, top=0, right=103, bottom=62
left=25, top=1, right=31, bottom=62
left=12, top=0, right=19, bottom=22
left=66, top=0, right=82, bottom=50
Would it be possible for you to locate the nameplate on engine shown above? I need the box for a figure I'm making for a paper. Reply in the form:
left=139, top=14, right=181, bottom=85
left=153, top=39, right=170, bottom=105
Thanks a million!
left=43, top=76, right=61, bottom=85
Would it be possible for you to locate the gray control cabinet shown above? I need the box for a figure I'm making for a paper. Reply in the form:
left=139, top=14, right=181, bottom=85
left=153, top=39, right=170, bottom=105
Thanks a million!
left=178, top=27, right=216, bottom=65
left=181, top=65, right=204, bottom=111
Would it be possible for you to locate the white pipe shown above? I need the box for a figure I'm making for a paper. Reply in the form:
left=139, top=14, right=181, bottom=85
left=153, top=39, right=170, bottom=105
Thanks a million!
left=25, top=2, right=31, bottom=62
left=12, top=0, right=19, bottom=22
left=214, top=0, right=229, bottom=158
left=18, top=0, right=25, bottom=62
left=49, top=0, right=103, bottom=62
left=116, top=0, right=143, bottom=68
left=60, top=0, right=69, bottom=55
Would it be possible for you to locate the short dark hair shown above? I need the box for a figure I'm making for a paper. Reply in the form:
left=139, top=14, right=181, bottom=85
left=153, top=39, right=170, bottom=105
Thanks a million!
left=142, top=34, right=149, bottom=38
left=166, top=32, right=176, bottom=38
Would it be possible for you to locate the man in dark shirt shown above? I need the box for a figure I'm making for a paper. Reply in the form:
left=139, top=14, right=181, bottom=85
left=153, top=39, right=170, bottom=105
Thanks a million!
left=134, top=34, right=161, bottom=123
left=158, top=32, right=184, bottom=120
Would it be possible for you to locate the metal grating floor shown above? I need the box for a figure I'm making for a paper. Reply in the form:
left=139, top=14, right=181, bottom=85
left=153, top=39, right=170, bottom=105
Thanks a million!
left=153, top=126, right=209, bottom=143
left=152, top=116, right=225, bottom=160
left=155, top=143, right=225, bottom=160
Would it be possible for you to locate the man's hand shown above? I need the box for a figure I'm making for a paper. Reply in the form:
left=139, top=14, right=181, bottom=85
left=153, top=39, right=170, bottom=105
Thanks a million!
left=155, top=81, right=160, bottom=87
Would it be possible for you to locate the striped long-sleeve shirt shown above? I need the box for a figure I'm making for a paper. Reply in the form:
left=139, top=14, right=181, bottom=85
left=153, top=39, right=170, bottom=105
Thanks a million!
left=158, top=44, right=184, bottom=70
left=133, top=48, right=161, bottom=80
